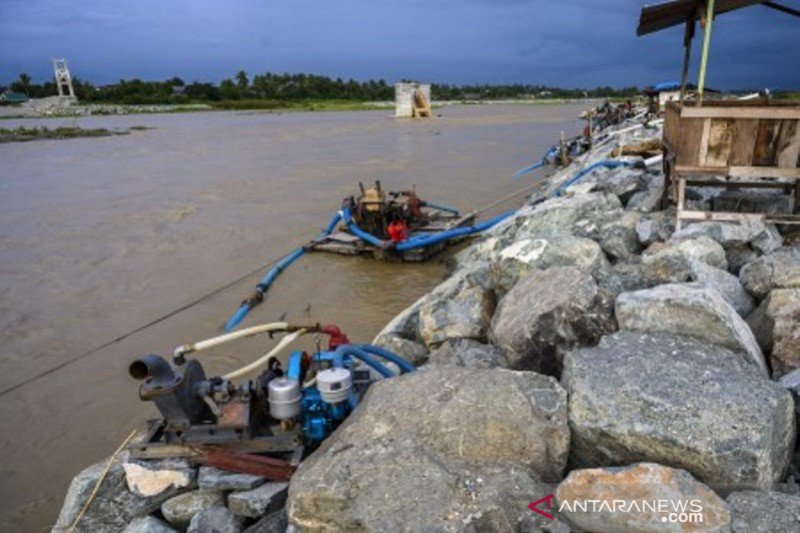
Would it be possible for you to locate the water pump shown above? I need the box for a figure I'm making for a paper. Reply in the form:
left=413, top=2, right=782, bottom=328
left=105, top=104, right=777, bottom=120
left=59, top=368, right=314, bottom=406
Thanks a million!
left=129, top=323, right=414, bottom=456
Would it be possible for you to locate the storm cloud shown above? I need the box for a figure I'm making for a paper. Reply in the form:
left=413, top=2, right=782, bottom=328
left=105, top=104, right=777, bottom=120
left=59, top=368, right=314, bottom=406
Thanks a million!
left=0, top=0, right=797, bottom=89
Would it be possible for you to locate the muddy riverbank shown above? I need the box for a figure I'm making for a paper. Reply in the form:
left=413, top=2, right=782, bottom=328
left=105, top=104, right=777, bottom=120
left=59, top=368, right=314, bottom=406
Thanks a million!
left=0, top=103, right=583, bottom=531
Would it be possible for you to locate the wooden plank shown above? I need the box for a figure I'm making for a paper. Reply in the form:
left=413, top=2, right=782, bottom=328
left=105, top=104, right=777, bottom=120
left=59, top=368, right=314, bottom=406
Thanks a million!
left=676, top=164, right=800, bottom=179
left=698, top=118, right=712, bottom=165
left=676, top=178, right=686, bottom=231
left=675, top=117, right=705, bottom=166
left=684, top=179, right=797, bottom=189
left=776, top=120, right=800, bottom=168
left=679, top=210, right=800, bottom=225
left=728, top=119, right=759, bottom=166
left=730, top=166, right=800, bottom=179
left=753, top=119, right=782, bottom=166
left=704, top=119, right=734, bottom=167
left=681, top=106, right=800, bottom=120
left=129, top=434, right=301, bottom=459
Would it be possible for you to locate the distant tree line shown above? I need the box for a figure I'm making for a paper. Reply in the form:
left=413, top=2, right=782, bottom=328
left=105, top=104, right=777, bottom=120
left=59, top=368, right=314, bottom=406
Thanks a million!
left=5, top=70, right=640, bottom=104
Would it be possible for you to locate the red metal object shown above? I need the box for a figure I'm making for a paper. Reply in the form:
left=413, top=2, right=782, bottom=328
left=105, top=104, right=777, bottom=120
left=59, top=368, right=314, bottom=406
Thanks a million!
left=320, top=324, right=350, bottom=350
left=387, top=220, right=408, bottom=243
left=199, top=446, right=296, bottom=481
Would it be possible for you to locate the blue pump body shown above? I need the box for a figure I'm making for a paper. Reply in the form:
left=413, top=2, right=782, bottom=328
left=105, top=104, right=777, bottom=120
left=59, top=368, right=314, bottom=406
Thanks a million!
left=282, top=345, right=414, bottom=444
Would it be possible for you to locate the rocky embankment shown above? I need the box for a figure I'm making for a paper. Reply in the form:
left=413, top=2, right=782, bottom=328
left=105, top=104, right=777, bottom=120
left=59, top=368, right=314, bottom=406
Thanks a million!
left=55, top=115, right=800, bottom=532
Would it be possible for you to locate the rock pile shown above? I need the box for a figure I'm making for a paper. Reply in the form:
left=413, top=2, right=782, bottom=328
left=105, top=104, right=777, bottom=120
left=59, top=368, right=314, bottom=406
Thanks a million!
left=54, top=457, right=287, bottom=532
left=55, top=115, right=800, bottom=532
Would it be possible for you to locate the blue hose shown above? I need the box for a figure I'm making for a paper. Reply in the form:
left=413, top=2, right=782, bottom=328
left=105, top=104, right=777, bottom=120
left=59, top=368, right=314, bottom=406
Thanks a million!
left=357, top=345, right=416, bottom=374
left=320, top=212, right=342, bottom=237
left=224, top=246, right=308, bottom=331
left=340, top=207, right=389, bottom=248
left=514, top=145, right=558, bottom=178
left=422, top=201, right=460, bottom=216
left=334, top=345, right=395, bottom=378
left=553, top=159, right=631, bottom=197
left=395, top=209, right=515, bottom=252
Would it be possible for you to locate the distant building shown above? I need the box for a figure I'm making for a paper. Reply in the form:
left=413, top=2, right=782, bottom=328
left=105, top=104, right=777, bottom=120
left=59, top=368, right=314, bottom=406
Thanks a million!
left=0, top=91, right=28, bottom=104
left=644, top=81, right=719, bottom=111
left=395, top=82, right=431, bottom=118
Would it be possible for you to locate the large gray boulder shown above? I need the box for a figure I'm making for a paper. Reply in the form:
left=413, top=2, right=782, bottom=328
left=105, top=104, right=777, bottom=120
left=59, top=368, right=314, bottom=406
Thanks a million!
left=371, top=332, right=429, bottom=367
left=498, top=192, right=623, bottom=243
left=670, top=220, right=782, bottom=255
left=687, top=260, right=755, bottom=317
left=227, top=482, right=287, bottom=518
left=418, top=272, right=495, bottom=347
left=739, top=246, right=800, bottom=300
left=242, top=510, right=288, bottom=533
left=727, top=490, right=800, bottom=533
left=197, top=467, right=264, bottom=491
left=287, top=367, right=570, bottom=531
left=593, top=261, right=649, bottom=298
left=186, top=507, right=242, bottom=533
left=747, top=289, right=800, bottom=378
left=713, top=189, right=795, bottom=216
left=626, top=172, right=665, bottom=213
left=490, top=267, right=616, bottom=375
left=577, top=210, right=642, bottom=262
left=491, top=234, right=607, bottom=294
left=53, top=452, right=191, bottom=532
left=122, top=516, right=177, bottom=533
left=161, top=490, right=225, bottom=528
left=556, top=463, right=731, bottom=532
left=583, top=165, right=647, bottom=203
left=616, top=282, right=768, bottom=375
left=641, top=236, right=728, bottom=284
left=426, top=338, right=509, bottom=368
left=636, top=209, right=675, bottom=246
left=563, top=331, right=795, bottom=489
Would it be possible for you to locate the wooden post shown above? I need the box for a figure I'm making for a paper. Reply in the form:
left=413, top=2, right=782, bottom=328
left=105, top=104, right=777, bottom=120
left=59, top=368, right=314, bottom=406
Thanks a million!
left=679, top=17, right=695, bottom=103
left=676, top=178, right=687, bottom=231
left=697, top=0, right=716, bottom=105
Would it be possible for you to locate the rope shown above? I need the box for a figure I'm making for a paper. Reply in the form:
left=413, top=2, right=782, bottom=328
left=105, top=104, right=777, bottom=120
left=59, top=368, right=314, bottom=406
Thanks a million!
left=68, top=429, right=137, bottom=532
left=468, top=179, right=547, bottom=218
left=1, top=174, right=555, bottom=400
left=0, top=249, right=297, bottom=399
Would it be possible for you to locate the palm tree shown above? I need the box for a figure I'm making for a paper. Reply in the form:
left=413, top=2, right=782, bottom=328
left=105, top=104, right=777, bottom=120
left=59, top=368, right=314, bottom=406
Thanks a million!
left=12, top=73, right=32, bottom=95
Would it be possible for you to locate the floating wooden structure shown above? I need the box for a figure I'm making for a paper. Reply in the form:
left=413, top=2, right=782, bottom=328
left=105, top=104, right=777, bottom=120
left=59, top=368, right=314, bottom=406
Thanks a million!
left=314, top=211, right=476, bottom=261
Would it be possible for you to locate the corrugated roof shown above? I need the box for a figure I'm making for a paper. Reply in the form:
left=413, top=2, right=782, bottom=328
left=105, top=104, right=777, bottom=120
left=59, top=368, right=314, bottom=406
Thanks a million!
left=637, top=0, right=765, bottom=35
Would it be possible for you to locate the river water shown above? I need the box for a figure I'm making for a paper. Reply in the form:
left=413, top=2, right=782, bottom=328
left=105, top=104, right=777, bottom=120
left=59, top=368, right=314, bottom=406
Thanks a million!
left=0, top=103, right=583, bottom=530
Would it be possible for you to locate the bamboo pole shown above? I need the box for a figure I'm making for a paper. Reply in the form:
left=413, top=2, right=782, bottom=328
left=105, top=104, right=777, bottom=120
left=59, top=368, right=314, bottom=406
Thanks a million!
left=697, top=0, right=716, bottom=105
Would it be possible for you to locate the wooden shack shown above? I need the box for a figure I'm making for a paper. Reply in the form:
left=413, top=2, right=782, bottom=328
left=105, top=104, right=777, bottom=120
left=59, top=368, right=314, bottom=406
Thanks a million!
left=663, top=99, right=800, bottom=228
left=638, top=0, right=800, bottom=229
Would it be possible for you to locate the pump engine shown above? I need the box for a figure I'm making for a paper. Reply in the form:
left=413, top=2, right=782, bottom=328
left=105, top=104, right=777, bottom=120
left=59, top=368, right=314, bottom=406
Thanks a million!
left=129, top=324, right=414, bottom=457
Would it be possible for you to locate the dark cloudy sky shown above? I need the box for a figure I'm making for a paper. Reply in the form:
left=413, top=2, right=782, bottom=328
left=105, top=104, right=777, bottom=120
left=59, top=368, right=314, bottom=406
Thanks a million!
left=1, top=0, right=797, bottom=89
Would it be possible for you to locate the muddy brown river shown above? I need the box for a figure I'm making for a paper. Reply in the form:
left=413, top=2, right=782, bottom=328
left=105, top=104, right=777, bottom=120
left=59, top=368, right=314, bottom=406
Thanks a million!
left=0, top=103, right=583, bottom=531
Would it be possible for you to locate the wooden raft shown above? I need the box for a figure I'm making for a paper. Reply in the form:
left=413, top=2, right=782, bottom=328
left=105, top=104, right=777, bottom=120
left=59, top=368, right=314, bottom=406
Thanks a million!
left=662, top=99, right=800, bottom=230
